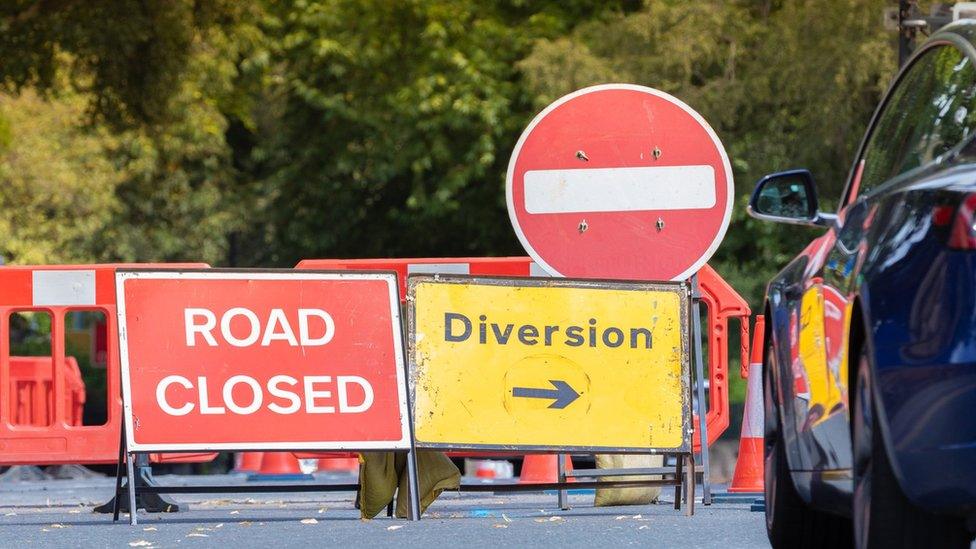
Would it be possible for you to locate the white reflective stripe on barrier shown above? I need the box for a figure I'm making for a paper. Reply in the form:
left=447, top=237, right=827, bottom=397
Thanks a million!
left=741, top=362, right=764, bottom=438
left=406, top=263, right=470, bottom=275
left=529, top=262, right=551, bottom=277
left=32, top=270, right=96, bottom=306
left=523, top=165, right=716, bottom=214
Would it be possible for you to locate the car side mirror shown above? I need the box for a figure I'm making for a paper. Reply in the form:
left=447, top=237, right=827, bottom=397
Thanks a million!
left=748, top=169, right=836, bottom=227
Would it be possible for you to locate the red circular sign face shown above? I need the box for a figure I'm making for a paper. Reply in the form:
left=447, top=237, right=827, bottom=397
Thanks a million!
left=506, top=84, right=733, bottom=281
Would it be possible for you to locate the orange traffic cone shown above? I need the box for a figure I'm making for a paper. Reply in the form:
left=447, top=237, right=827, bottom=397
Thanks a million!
left=233, top=452, right=264, bottom=473
left=247, top=452, right=313, bottom=481
left=316, top=454, right=360, bottom=473
left=729, top=315, right=765, bottom=493
left=518, top=454, right=574, bottom=483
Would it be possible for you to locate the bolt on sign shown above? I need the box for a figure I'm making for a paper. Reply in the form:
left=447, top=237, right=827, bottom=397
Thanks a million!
left=408, top=275, right=691, bottom=452
left=116, top=270, right=411, bottom=451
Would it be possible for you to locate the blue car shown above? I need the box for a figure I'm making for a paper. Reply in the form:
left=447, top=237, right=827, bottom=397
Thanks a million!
left=750, top=21, right=976, bottom=549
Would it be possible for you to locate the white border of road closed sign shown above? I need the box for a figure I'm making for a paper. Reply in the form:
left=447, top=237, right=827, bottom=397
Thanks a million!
left=115, top=270, right=412, bottom=452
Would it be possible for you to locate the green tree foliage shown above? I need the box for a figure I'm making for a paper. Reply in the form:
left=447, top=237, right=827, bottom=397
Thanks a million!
left=0, top=1, right=266, bottom=265
left=245, top=0, right=630, bottom=265
left=0, top=89, right=121, bottom=264
left=0, top=0, right=257, bottom=128
left=0, top=81, right=245, bottom=266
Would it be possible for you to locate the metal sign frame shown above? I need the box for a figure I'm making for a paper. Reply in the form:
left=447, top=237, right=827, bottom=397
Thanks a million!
left=110, top=268, right=421, bottom=525
left=406, top=274, right=697, bottom=515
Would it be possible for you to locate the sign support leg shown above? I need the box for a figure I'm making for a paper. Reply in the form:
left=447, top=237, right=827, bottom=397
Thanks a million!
left=405, top=449, right=421, bottom=521
left=690, top=274, right=712, bottom=505
left=673, top=454, right=683, bottom=510
left=126, top=452, right=138, bottom=526
left=112, top=427, right=125, bottom=522
left=557, top=454, right=569, bottom=510
left=684, top=453, right=696, bottom=517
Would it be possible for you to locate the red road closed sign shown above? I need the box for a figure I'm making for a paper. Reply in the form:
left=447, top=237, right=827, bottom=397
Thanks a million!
left=115, top=270, right=410, bottom=452
left=506, top=84, right=734, bottom=281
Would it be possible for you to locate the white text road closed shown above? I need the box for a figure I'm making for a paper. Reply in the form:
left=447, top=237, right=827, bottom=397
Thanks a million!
left=184, top=308, right=335, bottom=347
left=155, top=375, right=373, bottom=416
left=116, top=270, right=410, bottom=451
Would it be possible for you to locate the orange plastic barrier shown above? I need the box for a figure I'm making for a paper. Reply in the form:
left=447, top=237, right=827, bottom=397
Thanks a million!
left=695, top=265, right=752, bottom=451
left=296, top=257, right=750, bottom=449
left=0, top=264, right=218, bottom=466
left=296, top=256, right=538, bottom=299
left=9, top=356, right=85, bottom=427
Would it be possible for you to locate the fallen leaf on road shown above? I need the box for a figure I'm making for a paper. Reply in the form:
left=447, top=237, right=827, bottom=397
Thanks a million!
left=194, top=527, right=212, bottom=532
left=614, top=515, right=627, bottom=520
left=198, top=499, right=232, bottom=507
left=238, top=521, right=252, bottom=527
left=317, top=508, right=327, bottom=514
left=493, top=524, right=508, bottom=529
left=40, top=529, right=50, bottom=532
left=215, top=524, right=224, bottom=528
left=142, top=527, right=157, bottom=532
left=632, top=514, right=642, bottom=519
left=4, top=513, right=15, bottom=516
left=230, top=510, right=240, bottom=515
left=502, top=514, right=512, bottom=522
left=547, top=516, right=563, bottom=522
left=128, top=541, right=153, bottom=547
left=639, top=525, right=649, bottom=530
left=533, top=519, right=546, bottom=523
left=387, top=525, right=403, bottom=531
left=68, top=510, right=81, bottom=514
left=300, top=518, right=318, bottom=525
left=186, top=533, right=209, bottom=538
left=50, top=523, right=67, bottom=528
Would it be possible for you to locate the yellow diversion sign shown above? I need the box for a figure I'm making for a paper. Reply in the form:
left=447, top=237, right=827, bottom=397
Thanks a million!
left=408, top=275, right=691, bottom=452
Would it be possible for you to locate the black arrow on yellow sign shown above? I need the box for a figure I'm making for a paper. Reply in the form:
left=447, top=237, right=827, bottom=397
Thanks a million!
left=512, top=380, right=580, bottom=409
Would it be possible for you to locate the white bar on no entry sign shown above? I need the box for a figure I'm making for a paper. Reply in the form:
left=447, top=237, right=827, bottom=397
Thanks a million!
left=523, top=165, right=716, bottom=214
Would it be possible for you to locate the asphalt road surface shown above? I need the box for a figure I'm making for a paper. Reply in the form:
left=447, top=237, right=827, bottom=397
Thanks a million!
left=0, top=473, right=768, bottom=548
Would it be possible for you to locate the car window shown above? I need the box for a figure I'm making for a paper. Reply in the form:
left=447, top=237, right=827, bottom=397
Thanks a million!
left=856, top=45, right=976, bottom=197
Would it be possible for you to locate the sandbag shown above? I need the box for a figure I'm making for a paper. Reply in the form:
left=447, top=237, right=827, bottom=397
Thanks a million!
left=593, top=454, right=664, bottom=507
left=359, top=451, right=460, bottom=519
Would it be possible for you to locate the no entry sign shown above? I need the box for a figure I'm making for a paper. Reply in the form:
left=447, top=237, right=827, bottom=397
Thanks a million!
left=116, top=270, right=410, bottom=452
left=506, top=84, right=734, bottom=281
left=408, top=275, right=691, bottom=452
